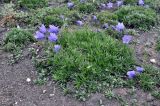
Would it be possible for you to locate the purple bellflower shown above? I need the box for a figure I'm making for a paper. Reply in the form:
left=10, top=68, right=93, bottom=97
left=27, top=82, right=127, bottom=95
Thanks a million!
left=35, top=31, right=45, bottom=40
left=92, top=15, right=97, bottom=21
left=138, top=0, right=144, bottom=6
left=48, top=33, right=58, bottom=42
left=54, top=45, right=61, bottom=53
left=39, top=24, right=47, bottom=33
left=127, top=70, right=136, bottom=79
left=122, top=35, right=132, bottom=44
left=67, top=2, right=74, bottom=9
left=117, top=1, right=123, bottom=7
left=107, top=2, right=113, bottom=9
left=76, top=20, right=83, bottom=26
left=136, top=66, right=144, bottom=73
left=100, top=3, right=106, bottom=9
left=116, top=22, right=125, bottom=31
left=102, top=23, right=109, bottom=29
left=48, top=25, right=59, bottom=34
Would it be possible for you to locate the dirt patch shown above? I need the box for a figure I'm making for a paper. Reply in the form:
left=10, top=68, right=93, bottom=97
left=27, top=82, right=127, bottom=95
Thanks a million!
left=133, top=27, right=160, bottom=67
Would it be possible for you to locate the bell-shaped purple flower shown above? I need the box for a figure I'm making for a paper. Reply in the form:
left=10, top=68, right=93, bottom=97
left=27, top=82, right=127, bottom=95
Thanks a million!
left=107, top=2, right=113, bottom=9
left=76, top=20, right=83, bottom=26
left=100, top=3, right=106, bottom=9
left=111, top=25, right=116, bottom=30
left=116, top=22, right=125, bottom=31
left=48, top=25, right=59, bottom=34
left=67, top=2, right=74, bottom=9
left=48, top=33, right=58, bottom=42
left=39, top=24, right=47, bottom=33
left=35, top=31, right=45, bottom=40
left=102, top=23, right=109, bottom=29
left=127, top=70, right=136, bottom=79
left=117, top=1, right=123, bottom=7
left=92, top=15, right=97, bottom=21
left=136, top=66, right=144, bottom=73
left=122, top=35, right=132, bottom=44
left=54, top=45, right=61, bottom=53
left=138, top=0, right=144, bottom=6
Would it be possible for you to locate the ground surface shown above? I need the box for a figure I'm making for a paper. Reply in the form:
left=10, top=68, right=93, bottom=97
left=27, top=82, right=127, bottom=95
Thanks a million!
left=0, top=27, right=160, bottom=106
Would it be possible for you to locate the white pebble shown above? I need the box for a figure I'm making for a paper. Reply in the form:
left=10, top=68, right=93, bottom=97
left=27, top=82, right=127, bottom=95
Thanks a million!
left=49, top=94, right=55, bottom=97
left=26, top=78, right=31, bottom=82
left=150, top=59, right=156, bottom=63
left=15, top=102, right=18, bottom=105
left=43, top=90, right=47, bottom=93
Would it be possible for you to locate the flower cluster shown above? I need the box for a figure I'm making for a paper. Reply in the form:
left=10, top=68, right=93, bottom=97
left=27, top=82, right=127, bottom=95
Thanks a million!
left=99, top=0, right=145, bottom=9
left=34, top=24, right=61, bottom=53
left=127, top=66, right=144, bottom=79
left=100, top=0, right=124, bottom=9
left=102, top=21, right=132, bottom=44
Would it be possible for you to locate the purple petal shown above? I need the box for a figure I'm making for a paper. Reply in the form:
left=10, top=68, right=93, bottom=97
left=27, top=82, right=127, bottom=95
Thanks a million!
left=122, top=35, right=132, bottom=44
left=39, top=24, right=47, bottom=33
left=54, top=45, right=61, bottom=53
left=48, top=25, right=59, bottom=34
left=138, top=0, right=144, bottom=6
left=48, top=33, right=58, bottom=42
left=76, top=20, right=83, bottom=26
left=127, top=70, right=136, bottom=79
left=136, top=66, right=144, bottom=73
left=117, top=1, right=123, bottom=7
left=107, top=2, right=113, bottom=9
left=102, top=23, right=109, bottom=29
left=92, top=15, right=97, bottom=21
left=67, top=2, right=74, bottom=9
left=35, top=31, right=45, bottom=40
left=116, top=22, right=125, bottom=31
left=100, top=3, right=106, bottom=9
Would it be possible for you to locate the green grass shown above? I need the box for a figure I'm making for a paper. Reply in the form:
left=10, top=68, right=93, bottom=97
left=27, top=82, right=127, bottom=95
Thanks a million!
left=115, top=6, right=157, bottom=30
left=156, top=38, right=160, bottom=51
left=4, top=28, right=34, bottom=52
left=35, top=28, right=135, bottom=99
left=18, top=0, right=48, bottom=9
left=97, top=11, right=118, bottom=25
left=77, top=2, right=96, bottom=14
left=127, top=65, right=160, bottom=91
left=43, top=15, right=64, bottom=27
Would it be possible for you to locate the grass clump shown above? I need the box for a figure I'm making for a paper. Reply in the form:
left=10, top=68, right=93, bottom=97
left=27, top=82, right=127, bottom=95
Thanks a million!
left=35, top=28, right=135, bottom=99
left=123, top=0, right=137, bottom=5
left=115, top=6, right=157, bottom=30
left=156, top=38, right=160, bottom=51
left=43, top=15, right=64, bottom=27
left=18, top=0, right=48, bottom=9
left=4, top=28, right=34, bottom=52
left=97, top=11, right=118, bottom=25
left=66, top=10, right=82, bottom=24
left=77, top=2, right=96, bottom=14
left=147, top=0, right=160, bottom=12
left=127, top=65, right=160, bottom=91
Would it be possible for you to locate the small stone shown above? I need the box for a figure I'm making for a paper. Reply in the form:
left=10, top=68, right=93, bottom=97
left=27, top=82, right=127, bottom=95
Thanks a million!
left=49, top=94, right=54, bottom=97
left=26, top=78, right=31, bottom=82
left=43, top=90, right=46, bottom=93
left=15, top=102, right=18, bottom=104
left=146, top=94, right=154, bottom=102
left=17, top=25, right=20, bottom=28
left=150, top=59, right=156, bottom=63
left=99, top=99, right=103, bottom=105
